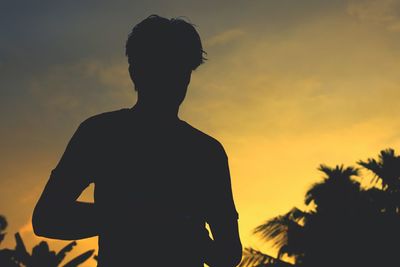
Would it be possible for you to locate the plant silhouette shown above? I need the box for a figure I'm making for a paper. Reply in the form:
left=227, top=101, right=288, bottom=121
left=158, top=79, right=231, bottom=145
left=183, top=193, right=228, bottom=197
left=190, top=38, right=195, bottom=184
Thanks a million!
left=0, top=215, right=94, bottom=267
left=240, top=148, right=400, bottom=267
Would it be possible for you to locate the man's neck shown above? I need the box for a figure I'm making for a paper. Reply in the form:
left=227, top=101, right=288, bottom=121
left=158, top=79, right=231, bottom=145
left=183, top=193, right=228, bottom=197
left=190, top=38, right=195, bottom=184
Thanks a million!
left=132, top=100, right=180, bottom=122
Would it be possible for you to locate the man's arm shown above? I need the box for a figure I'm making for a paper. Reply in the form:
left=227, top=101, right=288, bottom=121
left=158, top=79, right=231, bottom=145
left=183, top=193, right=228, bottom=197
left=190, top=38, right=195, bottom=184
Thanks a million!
left=32, top=120, right=98, bottom=240
left=204, top=142, right=243, bottom=267
left=204, top=219, right=242, bottom=267
left=32, top=172, right=98, bottom=240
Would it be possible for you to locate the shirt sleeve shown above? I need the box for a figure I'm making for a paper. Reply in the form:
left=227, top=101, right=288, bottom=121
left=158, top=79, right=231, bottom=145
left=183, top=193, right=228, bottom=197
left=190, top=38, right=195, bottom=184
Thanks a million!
left=205, top=142, right=239, bottom=224
left=46, top=120, right=95, bottom=201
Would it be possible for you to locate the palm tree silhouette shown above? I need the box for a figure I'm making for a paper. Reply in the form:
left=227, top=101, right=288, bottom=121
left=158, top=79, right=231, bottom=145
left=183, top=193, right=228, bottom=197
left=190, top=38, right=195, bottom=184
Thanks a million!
left=304, top=165, right=360, bottom=212
left=240, top=150, right=400, bottom=267
left=248, top=165, right=363, bottom=267
left=358, top=148, right=400, bottom=213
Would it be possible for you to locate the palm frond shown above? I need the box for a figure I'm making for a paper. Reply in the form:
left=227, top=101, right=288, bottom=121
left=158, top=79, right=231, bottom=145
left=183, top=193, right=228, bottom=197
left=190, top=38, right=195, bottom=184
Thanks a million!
left=56, top=241, right=77, bottom=264
left=62, top=249, right=95, bottom=267
left=305, top=164, right=361, bottom=209
left=253, top=208, right=304, bottom=248
left=358, top=148, right=400, bottom=191
left=318, top=164, right=359, bottom=180
left=305, top=182, right=324, bottom=206
left=239, top=247, right=294, bottom=267
left=14, top=232, right=30, bottom=265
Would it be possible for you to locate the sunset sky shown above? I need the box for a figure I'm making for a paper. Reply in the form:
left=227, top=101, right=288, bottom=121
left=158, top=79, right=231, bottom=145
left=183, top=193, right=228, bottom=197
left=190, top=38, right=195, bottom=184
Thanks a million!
left=2, top=0, right=400, bottom=266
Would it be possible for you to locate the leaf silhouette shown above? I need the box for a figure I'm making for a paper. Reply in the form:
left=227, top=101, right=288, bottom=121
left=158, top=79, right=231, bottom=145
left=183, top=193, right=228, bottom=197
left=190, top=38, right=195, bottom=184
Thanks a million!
left=62, top=249, right=95, bottom=267
left=56, top=241, right=77, bottom=264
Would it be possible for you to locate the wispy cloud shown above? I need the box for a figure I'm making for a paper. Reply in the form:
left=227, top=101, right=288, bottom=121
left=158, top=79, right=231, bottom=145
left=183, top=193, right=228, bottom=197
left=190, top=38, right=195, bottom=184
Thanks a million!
left=27, top=59, right=135, bottom=119
left=347, top=0, right=400, bottom=31
left=205, top=28, right=245, bottom=47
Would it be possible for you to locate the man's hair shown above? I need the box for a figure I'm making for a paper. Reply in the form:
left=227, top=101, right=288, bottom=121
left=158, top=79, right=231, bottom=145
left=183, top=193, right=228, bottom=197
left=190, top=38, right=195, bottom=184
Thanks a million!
left=125, top=15, right=207, bottom=72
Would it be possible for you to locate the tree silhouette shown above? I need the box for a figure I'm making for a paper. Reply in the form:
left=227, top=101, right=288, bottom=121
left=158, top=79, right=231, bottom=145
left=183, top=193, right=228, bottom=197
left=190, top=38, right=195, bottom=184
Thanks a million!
left=241, top=148, right=400, bottom=267
left=358, top=148, right=400, bottom=213
left=304, top=165, right=360, bottom=212
left=0, top=215, right=7, bottom=244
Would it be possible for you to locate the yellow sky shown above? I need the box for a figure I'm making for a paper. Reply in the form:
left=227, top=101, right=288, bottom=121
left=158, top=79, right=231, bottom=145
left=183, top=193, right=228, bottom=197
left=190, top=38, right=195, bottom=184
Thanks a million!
left=2, top=1, right=400, bottom=266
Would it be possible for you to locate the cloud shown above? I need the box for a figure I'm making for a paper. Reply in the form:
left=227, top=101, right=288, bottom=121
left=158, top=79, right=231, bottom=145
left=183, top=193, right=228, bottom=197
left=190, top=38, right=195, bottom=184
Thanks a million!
left=27, top=59, right=135, bottom=121
left=347, top=0, right=400, bottom=31
left=205, top=28, right=245, bottom=47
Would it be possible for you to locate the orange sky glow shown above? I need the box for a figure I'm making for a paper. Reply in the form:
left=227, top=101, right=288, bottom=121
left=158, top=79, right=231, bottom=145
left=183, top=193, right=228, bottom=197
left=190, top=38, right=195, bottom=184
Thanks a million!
left=2, top=1, right=400, bottom=266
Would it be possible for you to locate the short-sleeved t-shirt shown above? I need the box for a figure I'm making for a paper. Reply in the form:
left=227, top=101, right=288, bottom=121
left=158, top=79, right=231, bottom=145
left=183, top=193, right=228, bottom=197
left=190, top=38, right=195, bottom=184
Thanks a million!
left=51, top=107, right=239, bottom=267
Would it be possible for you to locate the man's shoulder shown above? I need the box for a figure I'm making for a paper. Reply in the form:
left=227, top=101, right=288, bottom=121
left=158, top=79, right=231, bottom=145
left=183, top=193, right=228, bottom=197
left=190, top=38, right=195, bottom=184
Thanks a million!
left=182, top=122, right=226, bottom=155
left=79, top=108, right=131, bottom=130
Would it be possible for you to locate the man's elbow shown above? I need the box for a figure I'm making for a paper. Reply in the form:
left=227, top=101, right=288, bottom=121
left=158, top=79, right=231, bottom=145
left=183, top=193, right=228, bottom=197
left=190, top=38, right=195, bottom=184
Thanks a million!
left=32, top=206, right=44, bottom=236
left=32, top=203, right=52, bottom=237
left=220, top=241, right=243, bottom=267
left=232, top=242, right=243, bottom=266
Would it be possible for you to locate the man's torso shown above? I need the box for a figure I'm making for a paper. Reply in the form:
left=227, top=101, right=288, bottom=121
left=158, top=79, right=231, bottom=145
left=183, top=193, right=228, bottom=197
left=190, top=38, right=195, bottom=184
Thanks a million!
left=82, top=108, right=219, bottom=266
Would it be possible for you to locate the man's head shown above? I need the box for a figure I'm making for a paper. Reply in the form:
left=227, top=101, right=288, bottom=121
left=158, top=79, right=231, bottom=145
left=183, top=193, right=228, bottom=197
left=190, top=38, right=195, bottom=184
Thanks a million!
left=126, top=15, right=206, bottom=107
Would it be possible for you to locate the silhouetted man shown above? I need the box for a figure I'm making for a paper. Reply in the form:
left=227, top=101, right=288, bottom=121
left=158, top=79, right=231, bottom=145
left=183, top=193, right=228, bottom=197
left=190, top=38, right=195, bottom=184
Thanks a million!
left=33, top=15, right=242, bottom=267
